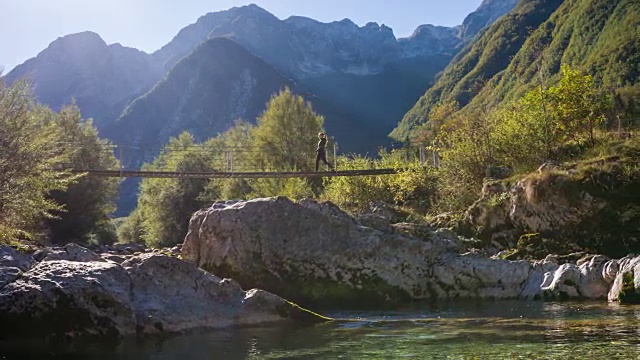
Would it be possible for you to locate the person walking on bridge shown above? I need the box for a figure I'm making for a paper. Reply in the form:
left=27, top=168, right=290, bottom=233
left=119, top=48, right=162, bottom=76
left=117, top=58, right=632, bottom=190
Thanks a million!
left=315, top=132, right=335, bottom=172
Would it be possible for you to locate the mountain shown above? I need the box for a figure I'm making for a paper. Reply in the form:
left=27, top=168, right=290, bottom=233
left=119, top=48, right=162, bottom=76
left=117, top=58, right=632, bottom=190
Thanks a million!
left=459, top=0, right=521, bottom=39
left=393, top=0, right=640, bottom=140
left=105, top=37, right=294, bottom=213
left=148, top=3, right=520, bottom=152
left=3, top=32, right=164, bottom=128
left=4, top=2, right=520, bottom=155
left=154, top=4, right=461, bottom=78
left=106, top=37, right=293, bottom=156
left=145, top=4, right=465, bottom=152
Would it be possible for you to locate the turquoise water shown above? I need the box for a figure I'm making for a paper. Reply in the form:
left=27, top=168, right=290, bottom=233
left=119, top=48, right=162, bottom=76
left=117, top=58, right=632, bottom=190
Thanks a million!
left=2, top=301, right=639, bottom=359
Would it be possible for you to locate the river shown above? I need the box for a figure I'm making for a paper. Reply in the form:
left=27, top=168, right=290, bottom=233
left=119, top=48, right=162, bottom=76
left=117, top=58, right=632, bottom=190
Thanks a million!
left=2, top=301, right=639, bottom=359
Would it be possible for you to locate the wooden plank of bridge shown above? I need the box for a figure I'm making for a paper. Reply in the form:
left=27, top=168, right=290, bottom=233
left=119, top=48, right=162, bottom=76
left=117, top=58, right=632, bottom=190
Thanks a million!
left=72, top=169, right=398, bottom=179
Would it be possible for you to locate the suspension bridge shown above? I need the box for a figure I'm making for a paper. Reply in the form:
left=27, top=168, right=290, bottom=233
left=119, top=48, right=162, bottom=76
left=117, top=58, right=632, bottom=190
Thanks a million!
left=72, top=168, right=398, bottom=179
left=59, top=141, right=434, bottom=179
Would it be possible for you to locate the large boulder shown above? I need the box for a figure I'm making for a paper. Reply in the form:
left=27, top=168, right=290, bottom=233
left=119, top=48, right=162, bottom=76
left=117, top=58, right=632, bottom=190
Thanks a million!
left=0, top=260, right=136, bottom=341
left=182, top=197, right=626, bottom=308
left=183, top=197, right=459, bottom=308
left=0, top=245, right=327, bottom=342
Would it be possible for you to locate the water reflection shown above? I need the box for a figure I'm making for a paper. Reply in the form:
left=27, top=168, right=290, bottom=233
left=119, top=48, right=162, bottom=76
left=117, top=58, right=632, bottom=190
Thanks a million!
left=1, top=301, right=639, bottom=359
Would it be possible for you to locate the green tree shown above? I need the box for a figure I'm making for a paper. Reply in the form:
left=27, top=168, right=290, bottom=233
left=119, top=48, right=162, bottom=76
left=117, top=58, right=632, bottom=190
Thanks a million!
left=252, top=88, right=325, bottom=171
left=116, top=209, right=145, bottom=245
left=199, top=120, right=255, bottom=200
left=46, top=104, right=121, bottom=245
left=492, top=89, right=559, bottom=171
left=0, top=80, right=76, bottom=242
left=137, top=132, right=215, bottom=247
left=322, top=149, right=437, bottom=214
left=547, top=65, right=610, bottom=143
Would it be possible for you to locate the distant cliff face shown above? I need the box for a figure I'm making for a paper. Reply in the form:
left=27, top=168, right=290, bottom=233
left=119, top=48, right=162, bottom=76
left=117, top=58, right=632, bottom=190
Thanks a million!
left=3, top=32, right=164, bottom=128
left=154, top=4, right=461, bottom=79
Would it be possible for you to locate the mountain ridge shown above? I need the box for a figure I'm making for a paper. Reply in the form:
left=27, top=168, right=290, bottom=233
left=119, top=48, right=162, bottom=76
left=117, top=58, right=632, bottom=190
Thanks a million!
left=3, top=1, right=520, bottom=154
left=3, top=31, right=164, bottom=128
left=153, top=3, right=463, bottom=79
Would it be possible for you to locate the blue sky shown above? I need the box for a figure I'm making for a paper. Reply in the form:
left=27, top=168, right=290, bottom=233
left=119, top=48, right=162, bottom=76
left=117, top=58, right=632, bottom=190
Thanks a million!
left=1, top=0, right=482, bottom=72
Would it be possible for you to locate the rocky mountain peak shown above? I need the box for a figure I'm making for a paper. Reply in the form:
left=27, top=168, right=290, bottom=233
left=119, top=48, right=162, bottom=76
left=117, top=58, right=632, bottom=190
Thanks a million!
left=407, top=24, right=458, bottom=40
left=460, top=0, right=520, bottom=39
left=399, top=24, right=461, bottom=57
left=50, top=31, right=106, bottom=46
left=228, top=3, right=279, bottom=21
left=44, top=31, right=109, bottom=58
left=4, top=30, right=162, bottom=128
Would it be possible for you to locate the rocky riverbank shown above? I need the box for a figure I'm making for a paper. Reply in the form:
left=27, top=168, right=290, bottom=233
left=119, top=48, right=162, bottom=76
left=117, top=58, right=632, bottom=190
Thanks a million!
left=2, top=196, right=638, bottom=345
left=0, top=243, right=328, bottom=343
left=183, top=197, right=640, bottom=308
left=457, top=141, right=640, bottom=259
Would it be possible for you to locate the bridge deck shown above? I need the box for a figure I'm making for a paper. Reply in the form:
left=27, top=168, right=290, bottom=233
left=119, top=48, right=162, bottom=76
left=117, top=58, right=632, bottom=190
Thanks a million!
left=74, top=168, right=397, bottom=179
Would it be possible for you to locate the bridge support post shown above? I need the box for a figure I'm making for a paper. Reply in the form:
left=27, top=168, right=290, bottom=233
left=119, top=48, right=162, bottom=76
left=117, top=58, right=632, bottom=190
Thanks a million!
left=333, top=143, right=338, bottom=171
left=118, top=145, right=123, bottom=177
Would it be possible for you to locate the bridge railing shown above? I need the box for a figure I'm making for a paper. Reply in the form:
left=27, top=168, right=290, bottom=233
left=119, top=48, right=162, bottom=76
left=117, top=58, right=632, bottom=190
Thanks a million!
left=55, top=141, right=435, bottom=175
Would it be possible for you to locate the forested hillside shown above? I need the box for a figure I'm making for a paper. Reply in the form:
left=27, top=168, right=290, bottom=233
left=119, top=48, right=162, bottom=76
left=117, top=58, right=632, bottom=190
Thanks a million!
left=393, top=0, right=640, bottom=140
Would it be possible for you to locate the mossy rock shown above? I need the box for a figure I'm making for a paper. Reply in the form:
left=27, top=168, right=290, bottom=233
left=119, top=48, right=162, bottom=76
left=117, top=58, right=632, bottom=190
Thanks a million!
left=509, top=233, right=581, bottom=260
left=462, top=138, right=640, bottom=259
left=618, top=272, right=640, bottom=304
left=202, top=263, right=413, bottom=310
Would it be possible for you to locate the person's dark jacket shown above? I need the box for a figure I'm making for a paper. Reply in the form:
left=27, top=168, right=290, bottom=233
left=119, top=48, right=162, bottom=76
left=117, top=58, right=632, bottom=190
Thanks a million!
left=316, top=137, right=327, bottom=154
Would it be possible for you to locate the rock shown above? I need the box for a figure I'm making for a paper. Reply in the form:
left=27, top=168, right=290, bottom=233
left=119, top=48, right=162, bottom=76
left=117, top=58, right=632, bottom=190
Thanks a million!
left=102, top=254, right=127, bottom=264
left=357, top=213, right=392, bottom=232
left=481, top=180, right=508, bottom=198
left=183, top=197, right=638, bottom=307
left=0, top=246, right=35, bottom=272
left=41, top=243, right=106, bottom=263
left=0, top=246, right=327, bottom=342
left=183, top=197, right=462, bottom=307
left=0, top=246, right=36, bottom=289
left=368, top=202, right=406, bottom=224
left=459, top=0, right=520, bottom=39
left=432, top=254, right=533, bottom=299
left=110, top=243, right=146, bottom=254
left=391, top=222, right=436, bottom=240
left=608, top=256, right=640, bottom=304
left=459, top=154, right=639, bottom=258
left=0, top=260, right=136, bottom=341
left=122, top=253, right=324, bottom=334
left=0, top=267, right=21, bottom=290
left=298, top=198, right=357, bottom=223
left=538, top=255, right=616, bottom=300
